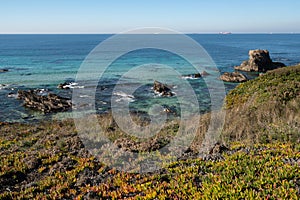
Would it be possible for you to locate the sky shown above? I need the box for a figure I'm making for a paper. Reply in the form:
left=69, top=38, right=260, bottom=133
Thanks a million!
left=0, top=0, right=299, bottom=34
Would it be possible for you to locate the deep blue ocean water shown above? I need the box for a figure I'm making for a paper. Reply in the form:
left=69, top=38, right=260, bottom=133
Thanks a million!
left=0, top=34, right=300, bottom=122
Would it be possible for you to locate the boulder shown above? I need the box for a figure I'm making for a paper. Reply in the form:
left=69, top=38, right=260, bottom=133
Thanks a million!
left=220, top=72, right=248, bottom=83
left=194, top=73, right=202, bottom=78
left=235, top=49, right=285, bottom=72
left=153, top=81, right=174, bottom=97
left=18, top=90, right=72, bottom=113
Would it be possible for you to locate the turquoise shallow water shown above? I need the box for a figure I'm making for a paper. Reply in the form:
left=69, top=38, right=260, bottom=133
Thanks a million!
left=0, top=34, right=300, bottom=122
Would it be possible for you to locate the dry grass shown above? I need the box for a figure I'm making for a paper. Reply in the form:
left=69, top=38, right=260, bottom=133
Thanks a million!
left=221, top=65, right=300, bottom=144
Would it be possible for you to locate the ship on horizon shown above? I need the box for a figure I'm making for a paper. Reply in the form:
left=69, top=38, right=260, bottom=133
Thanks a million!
left=219, top=31, right=232, bottom=34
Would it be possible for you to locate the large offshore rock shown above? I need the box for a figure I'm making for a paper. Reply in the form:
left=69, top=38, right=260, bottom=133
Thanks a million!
left=153, top=81, right=174, bottom=97
left=235, top=49, right=285, bottom=72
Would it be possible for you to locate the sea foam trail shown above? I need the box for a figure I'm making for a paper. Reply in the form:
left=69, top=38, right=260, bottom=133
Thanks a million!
left=113, top=91, right=135, bottom=102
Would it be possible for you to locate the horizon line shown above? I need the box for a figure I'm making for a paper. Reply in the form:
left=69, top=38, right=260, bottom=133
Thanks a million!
left=0, top=32, right=299, bottom=35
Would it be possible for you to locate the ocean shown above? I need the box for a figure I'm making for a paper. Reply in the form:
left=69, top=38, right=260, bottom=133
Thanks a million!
left=0, top=34, right=300, bottom=122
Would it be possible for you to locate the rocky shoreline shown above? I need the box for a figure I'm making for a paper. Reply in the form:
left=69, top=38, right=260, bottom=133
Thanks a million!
left=0, top=49, right=292, bottom=122
left=17, top=90, right=72, bottom=113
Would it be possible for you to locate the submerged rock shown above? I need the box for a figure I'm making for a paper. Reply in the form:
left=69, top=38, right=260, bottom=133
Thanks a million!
left=17, top=90, right=72, bottom=113
left=220, top=72, right=248, bottom=83
left=235, top=49, right=286, bottom=72
left=153, top=81, right=174, bottom=97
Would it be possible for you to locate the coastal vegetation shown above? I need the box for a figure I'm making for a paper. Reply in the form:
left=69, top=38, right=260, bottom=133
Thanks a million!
left=0, top=65, right=300, bottom=199
left=223, top=65, right=300, bottom=144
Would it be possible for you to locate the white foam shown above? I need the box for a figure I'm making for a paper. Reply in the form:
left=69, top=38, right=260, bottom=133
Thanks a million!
left=35, top=89, right=49, bottom=96
left=113, top=91, right=135, bottom=102
left=0, top=84, right=8, bottom=90
left=63, top=82, right=85, bottom=89
left=79, top=95, right=91, bottom=98
left=181, top=76, right=200, bottom=80
left=153, top=90, right=176, bottom=97
left=7, top=93, right=18, bottom=98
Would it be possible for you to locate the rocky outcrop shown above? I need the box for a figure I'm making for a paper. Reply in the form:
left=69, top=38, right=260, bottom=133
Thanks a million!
left=153, top=81, right=174, bottom=97
left=220, top=72, right=248, bottom=83
left=235, top=49, right=286, bottom=72
left=184, top=73, right=201, bottom=79
left=57, top=82, right=83, bottom=89
left=182, top=71, right=210, bottom=79
left=18, top=90, right=72, bottom=113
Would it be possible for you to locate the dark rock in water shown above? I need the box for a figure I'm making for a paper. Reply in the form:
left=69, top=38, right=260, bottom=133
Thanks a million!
left=193, top=73, right=202, bottom=78
left=7, top=92, right=18, bottom=98
left=182, top=71, right=210, bottom=79
left=182, top=74, right=200, bottom=79
left=0, top=84, right=7, bottom=88
left=272, top=61, right=286, bottom=69
left=0, top=69, right=8, bottom=73
left=153, top=80, right=174, bottom=97
left=234, top=49, right=286, bottom=72
left=17, top=90, right=72, bottom=113
left=58, top=82, right=83, bottom=89
left=162, top=105, right=177, bottom=115
left=57, top=82, right=71, bottom=89
left=220, top=72, right=248, bottom=83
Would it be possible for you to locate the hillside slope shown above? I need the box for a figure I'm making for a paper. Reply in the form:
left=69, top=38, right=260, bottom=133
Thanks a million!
left=222, top=65, right=300, bottom=144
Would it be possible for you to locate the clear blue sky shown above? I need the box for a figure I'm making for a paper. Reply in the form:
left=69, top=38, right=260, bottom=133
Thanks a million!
left=0, top=0, right=299, bottom=33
